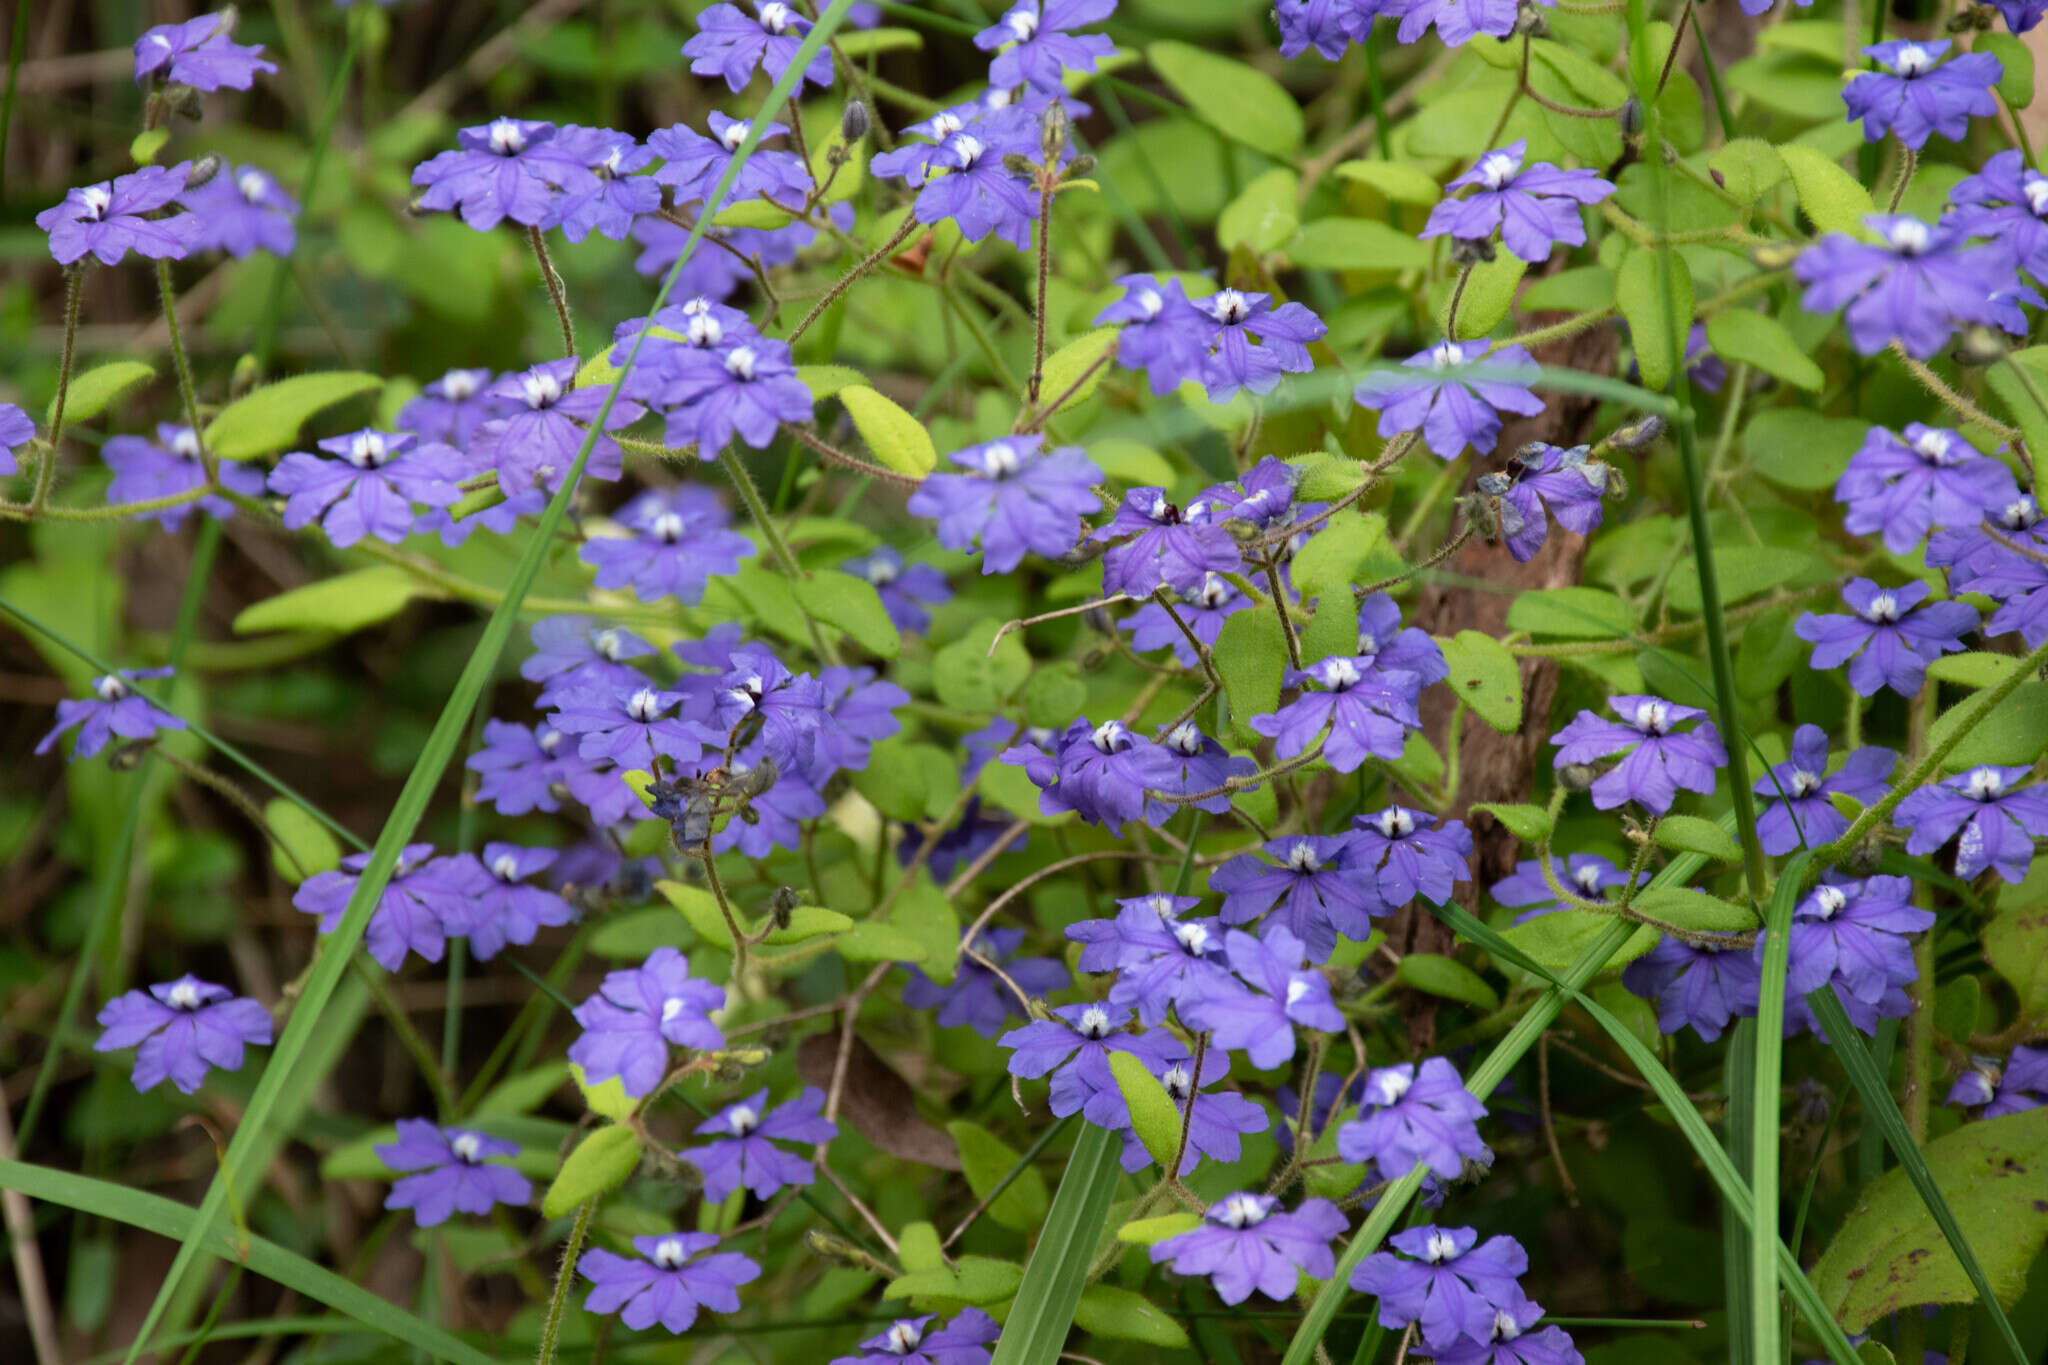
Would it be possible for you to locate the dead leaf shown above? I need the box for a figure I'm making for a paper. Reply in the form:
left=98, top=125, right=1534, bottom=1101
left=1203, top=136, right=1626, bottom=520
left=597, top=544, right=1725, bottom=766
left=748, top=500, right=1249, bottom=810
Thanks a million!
left=796, top=1032, right=963, bottom=1171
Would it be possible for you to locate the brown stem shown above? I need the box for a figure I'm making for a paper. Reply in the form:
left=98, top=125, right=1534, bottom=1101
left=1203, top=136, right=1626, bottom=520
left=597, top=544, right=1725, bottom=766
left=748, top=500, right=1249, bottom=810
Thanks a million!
left=787, top=215, right=920, bottom=343
left=1028, top=172, right=1056, bottom=405
left=526, top=225, right=575, bottom=358
left=783, top=422, right=922, bottom=487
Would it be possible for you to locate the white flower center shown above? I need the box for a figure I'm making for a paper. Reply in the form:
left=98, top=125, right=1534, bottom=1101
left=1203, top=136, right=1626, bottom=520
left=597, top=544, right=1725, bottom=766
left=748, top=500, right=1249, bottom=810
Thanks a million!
left=1427, top=340, right=1465, bottom=371
left=757, top=2, right=794, bottom=34
left=660, top=995, right=688, bottom=1023
left=166, top=980, right=202, bottom=1010
left=1373, top=1067, right=1413, bottom=1105
left=1883, top=218, right=1932, bottom=255
left=488, top=118, right=527, bottom=155
left=931, top=111, right=965, bottom=139
left=1287, top=841, right=1322, bottom=873
left=1864, top=592, right=1901, bottom=623
left=1174, top=920, right=1212, bottom=955
left=723, top=346, right=758, bottom=381
left=1198, top=574, right=1231, bottom=608
left=1090, top=719, right=1126, bottom=753
left=595, top=628, right=627, bottom=660
left=1006, top=8, right=1040, bottom=41
left=1635, top=700, right=1671, bottom=735
left=719, top=119, right=752, bottom=151
left=651, top=1237, right=688, bottom=1269
left=236, top=169, right=268, bottom=203
left=626, top=688, right=664, bottom=722
left=1136, top=287, right=1164, bottom=319
left=450, top=1131, right=484, bottom=1164
left=1493, top=1309, right=1524, bottom=1342
left=1814, top=885, right=1848, bottom=919
left=1213, top=1194, right=1269, bottom=1229
left=1147, top=493, right=1170, bottom=521
left=1376, top=808, right=1415, bottom=839
left=80, top=184, right=112, bottom=221
left=1424, top=1230, right=1459, bottom=1263
left=1573, top=863, right=1604, bottom=892
left=1210, top=289, right=1250, bottom=324
left=538, top=726, right=564, bottom=754
left=1790, top=769, right=1823, bottom=797
left=951, top=134, right=987, bottom=169
left=1478, top=151, right=1519, bottom=189
left=652, top=511, right=685, bottom=543
left=2026, top=176, right=2048, bottom=218
left=170, top=427, right=202, bottom=459
left=345, top=432, right=389, bottom=468
left=981, top=441, right=1021, bottom=477
left=1162, top=1064, right=1193, bottom=1101
left=1285, top=977, right=1312, bottom=1007
left=1164, top=721, right=1203, bottom=756
left=1356, top=631, right=1379, bottom=657
left=2000, top=496, right=2041, bottom=529
left=1911, top=428, right=1956, bottom=464
left=1317, top=657, right=1362, bottom=689
left=727, top=1104, right=759, bottom=1135
left=1966, top=767, right=2006, bottom=801
left=1077, top=1004, right=1111, bottom=1039
left=520, top=371, right=562, bottom=408
left=863, top=557, right=898, bottom=585
left=441, top=369, right=480, bottom=400
left=885, top=1322, right=924, bottom=1355
left=687, top=313, right=725, bottom=347
left=1890, top=44, right=1933, bottom=76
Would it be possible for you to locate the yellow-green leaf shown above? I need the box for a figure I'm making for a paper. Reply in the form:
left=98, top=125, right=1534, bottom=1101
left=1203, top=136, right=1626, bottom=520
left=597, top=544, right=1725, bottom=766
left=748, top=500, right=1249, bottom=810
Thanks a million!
left=1705, top=309, right=1823, bottom=391
left=1616, top=249, right=1695, bottom=392
left=1654, top=814, right=1744, bottom=863
left=1778, top=144, right=1876, bottom=237
left=1148, top=40, right=1303, bottom=157
left=1106, top=1051, right=1181, bottom=1172
left=794, top=571, right=901, bottom=658
left=51, top=360, right=155, bottom=427
left=1035, top=328, right=1119, bottom=417
left=204, top=372, right=384, bottom=461
left=839, top=385, right=936, bottom=476
left=948, top=1121, right=1049, bottom=1231
left=234, top=566, right=433, bottom=637
left=1438, top=630, right=1523, bottom=733
left=541, top=1124, right=642, bottom=1217
left=1075, top=1283, right=1190, bottom=1348
left=265, top=798, right=341, bottom=884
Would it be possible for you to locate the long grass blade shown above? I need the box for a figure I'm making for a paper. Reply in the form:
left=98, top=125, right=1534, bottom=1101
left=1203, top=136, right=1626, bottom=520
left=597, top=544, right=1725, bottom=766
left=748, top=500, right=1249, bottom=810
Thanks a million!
left=988, top=1121, right=1127, bottom=1365
left=1751, top=851, right=1814, bottom=1365
left=108, top=8, right=861, bottom=1359
left=0, top=1159, right=499, bottom=1365
left=1725, top=1019, right=1757, bottom=1365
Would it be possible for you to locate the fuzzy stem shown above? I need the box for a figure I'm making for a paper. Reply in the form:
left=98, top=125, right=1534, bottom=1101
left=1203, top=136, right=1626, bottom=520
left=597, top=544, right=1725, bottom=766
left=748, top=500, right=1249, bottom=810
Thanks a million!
left=527, top=226, right=576, bottom=358
left=156, top=259, right=217, bottom=485
left=788, top=215, right=920, bottom=344
left=31, top=270, right=85, bottom=515
left=535, top=1201, right=594, bottom=1365
left=1028, top=173, right=1056, bottom=406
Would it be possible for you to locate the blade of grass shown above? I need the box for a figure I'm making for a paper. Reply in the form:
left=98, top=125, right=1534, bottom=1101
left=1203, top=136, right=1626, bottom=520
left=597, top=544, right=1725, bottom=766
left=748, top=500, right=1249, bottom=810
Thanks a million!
left=1751, top=851, right=1815, bottom=1365
left=0, top=1160, right=498, bottom=1365
left=114, top=8, right=861, bottom=1360
left=1807, top=988, right=2033, bottom=1365
left=988, top=1121, right=1128, bottom=1365
left=1726, top=1019, right=1757, bottom=1365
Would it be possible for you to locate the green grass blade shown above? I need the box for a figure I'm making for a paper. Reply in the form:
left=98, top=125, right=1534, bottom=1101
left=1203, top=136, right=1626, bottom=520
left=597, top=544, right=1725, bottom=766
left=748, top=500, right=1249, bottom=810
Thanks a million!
left=1725, top=1019, right=1757, bottom=1365
left=989, top=1121, right=1127, bottom=1365
left=1751, top=851, right=1813, bottom=1365
left=114, top=8, right=861, bottom=1359
left=0, top=1159, right=498, bottom=1365
left=1807, top=988, right=2033, bottom=1365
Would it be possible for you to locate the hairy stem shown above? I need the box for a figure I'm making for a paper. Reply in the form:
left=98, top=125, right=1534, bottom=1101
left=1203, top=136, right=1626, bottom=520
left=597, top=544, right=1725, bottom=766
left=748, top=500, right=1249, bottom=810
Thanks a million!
left=31, top=269, right=85, bottom=515
left=527, top=226, right=576, bottom=358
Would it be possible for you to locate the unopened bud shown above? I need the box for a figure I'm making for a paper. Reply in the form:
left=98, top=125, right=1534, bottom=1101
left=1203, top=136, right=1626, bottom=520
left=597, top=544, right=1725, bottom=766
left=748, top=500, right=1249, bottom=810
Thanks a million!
left=1617, top=96, right=1645, bottom=138
left=1846, top=831, right=1885, bottom=877
left=1001, top=152, right=1038, bottom=177
left=1602, top=465, right=1629, bottom=501
left=215, top=5, right=241, bottom=37
left=731, top=757, right=779, bottom=799
left=1953, top=325, right=2008, bottom=368
left=1751, top=241, right=1802, bottom=271
left=1062, top=154, right=1096, bottom=181
left=230, top=353, right=263, bottom=398
left=171, top=86, right=206, bottom=121
left=1449, top=235, right=1496, bottom=266
left=770, top=885, right=801, bottom=929
left=840, top=100, right=870, bottom=143
left=1514, top=2, right=1550, bottom=36
left=108, top=740, right=151, bottom=771
left=1559, top=763, right=1598, bottom=792
left=185, top=154, right=223, bottom=190
left=1947, top=4, right=1995, bottom=29
left=1039, top=102, right=1070, bottom=161
left=1458, top=490, right=1501, bottom=540
left=1605, top=414, right=1666, bottom=451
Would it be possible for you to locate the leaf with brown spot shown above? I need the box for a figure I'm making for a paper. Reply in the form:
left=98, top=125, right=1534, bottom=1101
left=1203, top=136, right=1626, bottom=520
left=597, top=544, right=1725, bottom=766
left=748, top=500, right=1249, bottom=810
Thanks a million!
left=795, top=1032, right=963, bottom=1171
left=1811, top=1108, right=2048, bottom=1330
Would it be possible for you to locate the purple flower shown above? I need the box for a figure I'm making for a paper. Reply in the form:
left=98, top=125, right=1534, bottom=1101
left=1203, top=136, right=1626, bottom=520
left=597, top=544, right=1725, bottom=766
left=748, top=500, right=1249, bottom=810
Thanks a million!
left=1777, top=875, right=1932, bottom=1016
left=1794, top=579, right=1978, bottom=698
left=1198, top=288, right=1329, bottom=402
left=1354, top=593, right=1450, bottom=695
left=1754, top=725, right=1895, bottom=855
left=998, top=1002, right=1182, bottom=1128
left=133, top=13, right=274, bottom=91
left=844, top=547, right=952, bottom=635
left=545, top=127, right=662, bottom=243
left=411, top=118, right=595, bottom=231
left=831, top=1310, right=1000, bottom=1365
left=1209, top=834, right=1384, bottom=964
left=1620, top=934, right=1760, bottom=1042
left=1276, top=1072, right=1367, bottom=1155
left=1430, top=1300, right=1584, bottom=1365
left=1948, top=1045, right=2048, bottom=1116
left=292, top=844, right=475, bottom=971
left=1277, top=0, right=1376, bottom=59
left=524, top=616, right=656, bottom=689
left=581, top=485, right=754, bottom=603
left=650, top=114, right=810, bottom=211
left=37, top=667, right=185, bottom=761
left=0, top=403, right=32, bottom=477
left=468, top=721, right=573, bottom=815
left=679, top=1087, right=836, bottom=1200
left=100, top=424, right=263, bottom=529
left=1422, top=142, right=1615, bottom=263
left=1352, top=1226, right=1529, bottom=1350
left=1479, top=443, right=1609, bottom=563
left=1794, top=216, right=2013, bottom=359
left=907, top=437, right=1103, bottom=574
left=1250, top=654, right=1425, bottom=775
left=1000, top=717, right=1174, bottom=834
left=891, top=120, right=1042, bottom=250
left=1068, top=893, right=1225, bottom=1025
left=579, top=1232, right=760, bottom=1334
left=810, top=665, right=909, bottom=782
left=93, top=975, right=270, bottom=1095
left=644, top=338, right=813, bottom=456
left=1489, top=855, right=1626, bottom=920
left=1095, top=274, right=1217, bottom=395
left=569, top=948, right=727, bottom=1098
left=377, top=1120, right=531, bottom=1226
left=1124, top=574, right=1249, bottom=665
left=1337, top=1057, right=1491, bottom=1182
left=398, top=368, right=513, bottom=447
left=903, top=927, right=1071, bottom=1037
left=1836, top=423, right=2018, bottom=555
left=176, top=163, right=297, bottom=257
left=1843, top=41, right=2002, bottom=149
left=1934, top=494, right=2048, bottom=647
left=474, top=360, right=642, bottom=496
left=551, top=681, right=721, bottom=770
left=1092, top=488, right=1246, bottom=597
left=38, top=164, right=200, bottom=266
left=1980, top=0, right=2048, bottom=30
left=1180, top=927, right=1343, bottom=1069
left=1949, top=150, right=2048, bottom=284
left=1149, top=720, right=1258, bottom=815
left=629, top=214, right=823, bottom=297
left=1121, top=1052, right=1269, bottom=1175
left=1394, top=0, right=1551, bottom=47
left=1349, top=806, right=1473, bottom=908
left=684, top=1, right=833, bottom=93
left=1150, top=1193, right=1346, bottom=1305
left=976, top=0, right=1116, bottom=92
left=268, top=429, right=467, bottom=547
left=1353, top=341, right=1546, bottom=460
left=456, top=844, right=576, bottom=959
left=1895, top=764, right=2048, bottom=883
left=1549, top=694, right=1727, bottom=814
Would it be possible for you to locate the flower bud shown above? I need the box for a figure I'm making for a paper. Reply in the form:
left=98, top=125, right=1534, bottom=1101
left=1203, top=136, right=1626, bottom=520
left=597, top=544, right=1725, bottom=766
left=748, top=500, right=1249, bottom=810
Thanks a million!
left=1616, top=96, right=1645, bottom=138
left=840, top=100, right=870, bottom=143
left=1062, top=153, right=1096, bottom=181
left=1947, top=4, right=1995, bottom=29
left=1458, top=490, right=1501, bottom=540
left=230, top=352, right=263, bottom=399
left=216, top=5, right=241, bottom=37
left=1846, top=831, right=1885, bottom=877
left=1001, top=152, right=1038, bottom=178
left=1604, top=414, right=1666, bottom=451
left=1558, top=763, right=1598, bottom=792
left=1953, top=325, right=2008, bottom=368
left=171, top=86, right=207, bottom=122
left=1039, top=102, right=1070, bottom=161
left=1513, top=1, right=1550, bottom=35
left=1449, top=235, right=1497, bottom=266
left=1601, top=464, right=1629, bottom=501
left=770, top=885, right=802, bottom=930
left=731, top=757, right=779, bottom=799
left=185, top=154, right=224, bottom=190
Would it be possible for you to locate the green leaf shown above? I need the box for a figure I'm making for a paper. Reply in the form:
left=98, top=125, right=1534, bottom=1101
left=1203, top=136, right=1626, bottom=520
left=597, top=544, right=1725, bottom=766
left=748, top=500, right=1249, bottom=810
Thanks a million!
left=1218, top=168, right=1301, bottom=253
left=1021, top=663, right=1089, bottom=729
left=1106, top=1051, right=1182, bottom=1172
left=1470, top=803, right=1554, bottom=842
left=51, top=360, right=154, bottom=427
left=1926, top=652, right=2020, bottom=689
left=1394, top=953, right=1499, bottom=1011
left=1519, top=265, right=1615, bottom=314
left=1617, top=249, right=1694, bottom=392
left=1982, top=32, right=2034, bottom=109
left=1035, top=328, right=1120, bottom=416
left=1705, top=310, right=1823, bottom=391
left=1985, top=903, right=2048, bottom=1023
left=1665, top=545, right=1833, bottom=613
left=0, top=1159, right=501, bottom=1365
left=836, top=25, right=922, bottom=58
left=1332, top=159, right=1443, bottom=204
left=1987, top=350, right=2048, bottom=495
left=833, top=920, right=932, bottom=966
left=203, top=372, right=384, bottom=461
left=1735, top=606, right=1802, bottom=698
left=588, top=906, right=694, bottom=958
left=794, top=571, right=901, bottom=658
left=130, top=128, right=170, bottom=165
left=571, top=1063, right=637, bottom=1121
left=798, top=364, right=867, bottom=400
left=1074, top=1284, right=1190, bottom=1348
left=898, top=1221, right=946, bottom=1273
left=853, top=737, right=931, bottom=821
left=838, top=385, right=936, bottom=477
left=1505, top=586, right=1636, bottom=639
left=1117, top=1213, right=1201, bottom=1245
left=473, top=1062, right=572, bottom=1117
left=931, top=627, right=1031, bottom=713
left=655, top=879, right=853, bottom=948
left=1707, top=139, right=1789, bottom=205
left=1778, top=145, right=1876, bottom=237
left=890, top=879, right=961, bottom=987
left=1438, top=630, right=1523, bottom=733
left=1928, top=682, right=2048, bottom=772
left=265, top=797, right=341, bottom=884
left=1503, top=910, right=1658, bottom=971
left=233, top=566, right=431, bottom=637
left=1147, top=40, right=1303, bottom=157
left=1290, top=510, right=1388, bottom=600
left=1213, top=609, right=1288, bottom=735
left=1441, top=254, right=1528, bottom=341
left=886, top=1256, right=1023, bottom=1304
left=1743, top=409, right=1870, bottom=491
left=991, top=1122, right=1127, bottom=1365
left=1288, top=218, right=1429, bottom=272
left=948, top=1121, right=1049, bottom=1231
left=542, top=1124, right=643, bottom=1217
left=1633, top=885, right=1754, bottom=932
left=1654, top=813, right=1745, bottom=863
